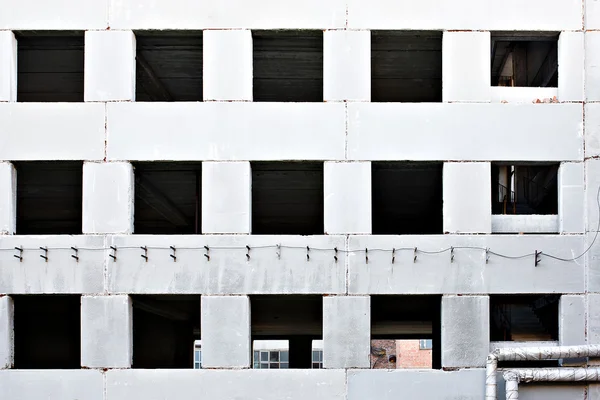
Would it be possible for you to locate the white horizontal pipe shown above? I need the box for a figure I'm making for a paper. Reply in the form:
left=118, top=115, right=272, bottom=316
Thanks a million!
left=485, top=345, right=600, bottom=400
left=503, top=368, right=600, bottom=400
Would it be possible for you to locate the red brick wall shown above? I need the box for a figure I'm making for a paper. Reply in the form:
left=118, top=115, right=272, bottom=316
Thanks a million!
left=370, top=340, right=397, bottom=369
left=396, top=340, right=432, bottom=369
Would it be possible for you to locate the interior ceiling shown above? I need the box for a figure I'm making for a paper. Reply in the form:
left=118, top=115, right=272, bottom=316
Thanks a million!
left=372, top=162, right=443, bottom=235
left=15, top=31, right=84, bottom=102
left=371, top=31, right=442, bottom=102
left=252, top=162, right=324, bottom=235
left=14, top=161, right=83, bottom=235
left=253, top=30, right=323, bottom=102
left=135, top=31, right=203, bottom=101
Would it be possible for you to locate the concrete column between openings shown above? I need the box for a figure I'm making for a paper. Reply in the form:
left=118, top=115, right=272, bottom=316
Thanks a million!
left=559, top=162, right=584, bottom=234
left=0, top=295, right=14, bottom=369
left=82, top=161, right=135, bottom=234
left=0, top=162, right=16, bottom=235
left=81, top=295, right=132, bottom=368
left=441, top=295, right=489, bottom=368
left=0, top=31, right=17, bottom=102
left=323, top=296, right=370, bottom=369
left=84, top=30, right=136, bottom=102
left=201, top=296, right=251, bottom=368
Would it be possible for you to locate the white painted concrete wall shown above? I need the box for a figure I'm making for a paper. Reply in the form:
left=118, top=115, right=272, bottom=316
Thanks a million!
left=0, top=1, right=596, bottom=399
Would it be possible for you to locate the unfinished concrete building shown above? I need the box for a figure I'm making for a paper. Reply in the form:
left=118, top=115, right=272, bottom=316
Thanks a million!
left=0, top=0, right=599, bottom=399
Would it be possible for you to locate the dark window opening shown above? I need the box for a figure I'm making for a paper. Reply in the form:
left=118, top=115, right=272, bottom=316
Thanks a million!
left=491, top=32, right=559, bottom=87
left=251, top=162, right=323, bottom=235
left=132, top=295, right=200, bottom=368
left=372, top=162, right=443, bottom=234
left=491, top=163, right=558, bottom=215
left=15, top=161, right=82, bottom=234
left=14, top=295, right=81, bottom=369
left=251, top=295, right=322, bottom=369
left=253, top=30, right=323, bottom=102
left=491, top=295, right=559, bottom=342
left=134, top=162, right=202, bottom=234
left=371, top=295, right=441, bottom=369
left=16, top=31, right=84, bottom=102
left=135, top=31, right=203, bottom=101
left=371, top=31, right=442, bottom=102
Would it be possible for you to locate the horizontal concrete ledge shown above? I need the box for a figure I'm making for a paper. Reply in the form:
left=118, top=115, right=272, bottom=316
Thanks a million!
left=492, top=215, right=559, bottom=233
left=348, top=235, right=584, bottom=294
left=347, top=103, right=583, bottom=161
left=0, top=0, right=108, bottom=30
left=490, top=87, right=559, bottom=104
left=0, top=103, right=106, bottom=161
left=0, top=370, right=104, bottom=400
left=347, top=369, right=485, bottom=400
left=106, top=102, right=346, bottom=161
left=106, top=369, right=346, bottom=400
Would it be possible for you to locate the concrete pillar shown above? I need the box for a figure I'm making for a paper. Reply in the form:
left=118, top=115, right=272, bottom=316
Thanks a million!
left=586, top=32, right=600, bottom=102
left=201, top=296, right=250, bottom=368
left=589, top=294, right=600, bottom=345
left=324, top=162, right=371, bottom=234
left=323, top=30, right=371, bottom=101
left=558, top=32, right=584, bottom=102
left=81, top=295, right=132, bottom=368
left=559, top=162, right=584, bottom=233
left=443, top=162, right=491, bottom=234
left=202, top=162, right=251, bottom=234
left=84, top=30, right=136, bottom=102
left=82, top=162, right=134, bottom=234
left=559, top=295, right=585, bottom=366
left=586, top=103, right=600, bottom=158
left=0, top=31, right=17, bottom=102
left=588, top=0, right=600, bottom=30
left=442, top=31, right=490, bottom=102
left=0, top=296, right=14, bottom=369
left=203, top=30, right=252, bottom=101
left=441, top=295, right=489, bottom=368
left=0, top=162, right=16, bottom=235
left=323, top=296, right=370, bottom=369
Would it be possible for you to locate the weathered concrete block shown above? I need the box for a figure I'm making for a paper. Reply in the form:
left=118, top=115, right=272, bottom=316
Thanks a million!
left=558, top=295, right=585, bottom=346
left=201, top=296, right=250, bottom=368
left=202, top=162, right=251, bottom=234
left=443, top=162, right=491, bottom=233
left=0, top=31, right=16, bottom=102
left=203, top=30, right=252, bottom=101
left=83, top=162, right=134, bottom=234
left=85, top=30, right=136, bottom=102
left=587, top=32, right=600, bottom=102
left=0, top=103, right=105, bottom=161
left=324, top=162, right=371, bottom=234
left=0, top=370, right=104, bottom=400
left=324, top=30, right=370, bottom=101
left=0, top=163, right=16, bottom=235
left=81, top=295, right=132, bottom=368
left=559, top=162, right=584, bottom=233
left=589, top=294, right=600, bottom=345
left=586, top=159, right=600, bottom=234
left=558, top=32, right=584, bottom=102
left=0, top=296, right=13, bottom=368
left=442, top=32, right=490, bottom=102
left=0, top=0, right=108, bottom=29
left=442, top=295, right=489, bottom=368
left=347, top=369, right=485, bottom=400
left=588, top=0, right=600, bottom=30
left=323, top=296, right=370, bottom=369
left=106, top=369, right=346, bottom=400
left=586, top=104, right=600, bottom=158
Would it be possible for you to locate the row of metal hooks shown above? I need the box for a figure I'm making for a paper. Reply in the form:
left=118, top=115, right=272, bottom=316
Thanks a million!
left=7, top=245, right=544, bottom=267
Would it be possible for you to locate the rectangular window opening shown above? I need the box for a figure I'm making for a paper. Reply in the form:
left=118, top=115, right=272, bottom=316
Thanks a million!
left=491, top=163, right=558, bottom=215
left=16, top=31, right=84, bottom=102
left=14, top=295, right=81, bottom=369
left=132, top=295, right=200, bottom=369
left=491, top=32, right=559, bottom=88
left=15, top=161, right=83, bottom=235
left=253, top=30, right=323, bottom=102
left=135, top=31, right=203, bottom=102
left=133, top=162, right=202, bottom=234
left=372, top=162, right=443, bottom=234
left=251, top=295, right=322, bottom=369
left=371, top=31, right=442, bottom=103
left=251, top=162, right=323, bottom=235
left=371, top=295, right=440, bottom=369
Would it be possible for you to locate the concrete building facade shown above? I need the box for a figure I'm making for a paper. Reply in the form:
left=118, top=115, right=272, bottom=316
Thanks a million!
left=0, top=0, right=599, bottom=399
